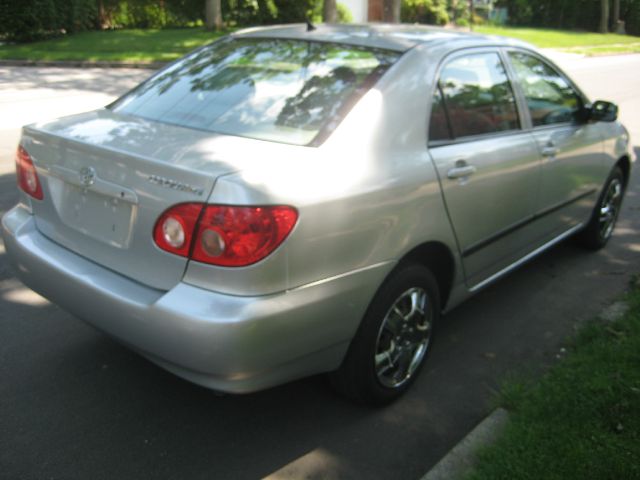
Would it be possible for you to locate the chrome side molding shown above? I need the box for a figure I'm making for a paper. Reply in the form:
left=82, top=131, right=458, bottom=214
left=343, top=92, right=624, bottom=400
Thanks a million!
left=469, top=223, right=584, bottom=293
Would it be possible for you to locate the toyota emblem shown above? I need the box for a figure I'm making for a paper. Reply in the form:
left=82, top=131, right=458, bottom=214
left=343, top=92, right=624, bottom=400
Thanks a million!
left=79, top=166, right=96, bottom=187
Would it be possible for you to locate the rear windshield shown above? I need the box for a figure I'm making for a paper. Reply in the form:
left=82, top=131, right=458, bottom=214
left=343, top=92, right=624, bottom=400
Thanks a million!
left=110, top=38, right=400, bottom=145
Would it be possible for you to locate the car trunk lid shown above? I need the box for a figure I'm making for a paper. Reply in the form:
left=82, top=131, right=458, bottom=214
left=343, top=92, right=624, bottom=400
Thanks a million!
left=21, top=109, right=237, bottom=290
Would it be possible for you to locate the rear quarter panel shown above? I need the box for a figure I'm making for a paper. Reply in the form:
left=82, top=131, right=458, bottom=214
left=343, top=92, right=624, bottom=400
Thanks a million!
left=183, top=48, right=463, bottom=297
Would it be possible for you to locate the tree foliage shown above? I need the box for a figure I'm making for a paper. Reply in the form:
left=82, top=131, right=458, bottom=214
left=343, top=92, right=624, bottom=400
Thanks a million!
left=401, top=0, right=451, bottom=25
left=0, top=0, right=97, bottom=41
left=496, top=0, right=640, bottom=36
left=2, top=0, right=638, bottom=43
left=400, top=0, right=471, bottom=26
left=0, top=0, right=337, bottom=42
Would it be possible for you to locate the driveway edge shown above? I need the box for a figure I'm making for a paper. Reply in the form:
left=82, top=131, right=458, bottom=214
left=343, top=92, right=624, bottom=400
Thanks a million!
left=419, top=408, right=509, bottom=480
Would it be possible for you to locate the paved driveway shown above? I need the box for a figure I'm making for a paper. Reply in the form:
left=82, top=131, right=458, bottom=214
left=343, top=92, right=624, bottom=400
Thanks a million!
left=0, top=56, right=639, bottom=480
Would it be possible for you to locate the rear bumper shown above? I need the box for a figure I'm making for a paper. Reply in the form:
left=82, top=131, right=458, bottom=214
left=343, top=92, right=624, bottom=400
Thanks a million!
left=2, top=205, right=392, bottom=393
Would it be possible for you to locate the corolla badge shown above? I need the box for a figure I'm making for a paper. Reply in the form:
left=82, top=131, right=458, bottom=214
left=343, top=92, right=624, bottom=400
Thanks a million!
left=79, top=166, right=97, bottom=187
left=147, top=175, right=204, bottom=196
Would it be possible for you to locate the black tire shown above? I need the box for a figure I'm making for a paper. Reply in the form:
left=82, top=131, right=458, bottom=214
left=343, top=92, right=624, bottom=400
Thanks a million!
left=577, top=166, right=625, bottom=250
left=330, top=264, right=440, bottom=406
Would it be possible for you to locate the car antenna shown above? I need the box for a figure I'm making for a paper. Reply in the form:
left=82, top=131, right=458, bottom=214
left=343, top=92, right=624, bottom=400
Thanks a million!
left=306, top=19, right=317, bottom=32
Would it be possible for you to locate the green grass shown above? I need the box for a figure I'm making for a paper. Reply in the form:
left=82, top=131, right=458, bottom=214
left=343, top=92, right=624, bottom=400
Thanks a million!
left=0, top=28, right=230, bottom=62
left=565, top=44, right=640, bottom=55
left=466, top=282, right=640, bottom=480
left=476, top=25, right=640, bottom=54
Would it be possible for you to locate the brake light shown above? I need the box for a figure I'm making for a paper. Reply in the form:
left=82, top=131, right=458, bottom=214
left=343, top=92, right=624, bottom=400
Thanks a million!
left=153, top=204, right=298, bottom=267
left=192, top=205, right=298, bottom=266
left=15, top=146, right=43, bottom=200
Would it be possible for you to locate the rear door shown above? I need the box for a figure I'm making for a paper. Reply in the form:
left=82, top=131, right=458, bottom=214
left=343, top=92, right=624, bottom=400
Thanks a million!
left=428, top=49, right=542, bottom=287
left=506, top=50, right=606, bottom=234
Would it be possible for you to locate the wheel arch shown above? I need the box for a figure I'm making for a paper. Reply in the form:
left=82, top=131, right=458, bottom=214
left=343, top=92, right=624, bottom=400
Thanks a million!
left=397, top=241, right=456, bottom=310
left=616, top=155, right=631, bottom=189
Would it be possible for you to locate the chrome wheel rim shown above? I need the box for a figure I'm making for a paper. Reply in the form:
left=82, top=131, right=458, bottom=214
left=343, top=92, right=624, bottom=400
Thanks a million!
left=374, top=287, right=432, bottom=388
left=599, top=179, right=623, bottom=240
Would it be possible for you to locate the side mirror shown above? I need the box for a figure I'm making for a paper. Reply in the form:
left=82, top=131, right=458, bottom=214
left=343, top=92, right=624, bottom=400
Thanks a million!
left=588, top=100, right=618, bottom=122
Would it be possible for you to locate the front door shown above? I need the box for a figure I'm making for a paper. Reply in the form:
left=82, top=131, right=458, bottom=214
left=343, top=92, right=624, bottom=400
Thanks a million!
left=506, top=50, right=606, bottom=235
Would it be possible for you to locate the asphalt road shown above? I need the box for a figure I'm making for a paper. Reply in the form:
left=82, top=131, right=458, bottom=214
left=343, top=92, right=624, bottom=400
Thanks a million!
left=1, top=54, right=639, bottom=480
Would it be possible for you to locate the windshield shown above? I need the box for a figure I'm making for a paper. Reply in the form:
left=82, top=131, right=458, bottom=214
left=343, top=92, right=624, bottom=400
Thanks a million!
left=110, top=38, right=400, bottom=146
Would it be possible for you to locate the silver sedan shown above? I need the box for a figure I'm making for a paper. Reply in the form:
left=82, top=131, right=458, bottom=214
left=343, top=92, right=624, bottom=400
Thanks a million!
left=2, top=24, right=633, bottom=404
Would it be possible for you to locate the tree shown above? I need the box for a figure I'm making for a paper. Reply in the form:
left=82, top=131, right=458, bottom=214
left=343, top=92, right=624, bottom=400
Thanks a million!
left=205, top=0, right=222, bottom=30
left=323, top=0, right=337, bottom=22
left=612, top=0, right=622, bottom=32
left=599, top=0, right=609, bottom=32
left=382, top=0, right=401, bottom=22
left=469, top=0, right=475, bottom=29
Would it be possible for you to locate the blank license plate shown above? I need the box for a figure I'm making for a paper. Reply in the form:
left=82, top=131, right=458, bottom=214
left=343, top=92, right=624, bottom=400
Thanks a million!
left=58, top=184, right=135, bottom=248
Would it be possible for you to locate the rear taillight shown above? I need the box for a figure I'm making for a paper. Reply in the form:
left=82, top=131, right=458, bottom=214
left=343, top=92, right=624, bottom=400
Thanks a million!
left=153, top=204, right=298, bottom=267
left=15, top=146, right=43, bottom=200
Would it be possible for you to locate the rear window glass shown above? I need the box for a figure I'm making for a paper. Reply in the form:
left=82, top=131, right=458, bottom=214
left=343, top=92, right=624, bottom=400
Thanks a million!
left=431, top=52, right=520, bottom=140
left=110, top=38, right=400, bottom=145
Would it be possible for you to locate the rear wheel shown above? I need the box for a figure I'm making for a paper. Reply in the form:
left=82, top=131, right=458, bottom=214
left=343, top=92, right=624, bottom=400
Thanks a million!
left=577, top=166, right=625, bottom=250
left=331, top=264, right=440, bottom=405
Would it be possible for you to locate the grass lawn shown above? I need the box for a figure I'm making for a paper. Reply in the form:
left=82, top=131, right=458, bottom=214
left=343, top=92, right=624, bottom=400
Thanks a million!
left=0, top=28, right=229, bottom=62
left=466, top=282, right=640, bottom=480
left=476, top=25, right=640, bottom=54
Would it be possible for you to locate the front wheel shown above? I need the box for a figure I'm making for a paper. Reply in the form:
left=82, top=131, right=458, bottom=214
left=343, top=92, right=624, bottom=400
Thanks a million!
left=330, top=264, right=440, bottom=405
left=577, top=166, right=625, bottom=250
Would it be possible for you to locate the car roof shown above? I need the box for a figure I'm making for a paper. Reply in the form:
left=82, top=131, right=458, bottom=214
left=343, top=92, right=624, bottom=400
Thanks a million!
left=233, top=23, right=533, bottom=53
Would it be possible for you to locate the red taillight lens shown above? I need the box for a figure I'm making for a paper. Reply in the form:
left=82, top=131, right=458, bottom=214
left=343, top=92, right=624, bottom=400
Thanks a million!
left=192, top=205, right=298, bottom=267
left=15, top=146, right=43, bottom=200
left=153, top=204, right=298, bottom=267
left=153, top=203, right=203, bottom=257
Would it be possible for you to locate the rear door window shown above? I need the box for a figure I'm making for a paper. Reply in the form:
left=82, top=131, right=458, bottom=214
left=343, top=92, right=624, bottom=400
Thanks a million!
left=110, top=38, right=400, bottom=146
left=429, top=52, right=520, bottom=141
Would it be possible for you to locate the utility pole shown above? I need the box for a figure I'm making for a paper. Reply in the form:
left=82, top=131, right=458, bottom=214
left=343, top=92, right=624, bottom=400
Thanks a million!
left=469, top=0, right=474, bottom=31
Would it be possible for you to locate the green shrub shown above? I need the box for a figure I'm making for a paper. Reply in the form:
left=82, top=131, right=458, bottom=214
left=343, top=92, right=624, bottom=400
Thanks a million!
left=106, top=0, right=203, bottom=29
left=449, top=0, right=469, bottom=23
left=337, top=2, right=354, bottom=23
left=0, top=0, right=96, bottom=42
left=402, top=0, right=450, bottom=26
left=472, top=12, right=485, bottom=25
left=271, top=0, right=317, bottom=23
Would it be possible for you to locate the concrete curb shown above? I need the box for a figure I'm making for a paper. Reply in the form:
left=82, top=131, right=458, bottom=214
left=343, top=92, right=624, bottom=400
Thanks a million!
left=0, top=59, right=165, bottom=69
left=420, top=408, right=510, bottom=480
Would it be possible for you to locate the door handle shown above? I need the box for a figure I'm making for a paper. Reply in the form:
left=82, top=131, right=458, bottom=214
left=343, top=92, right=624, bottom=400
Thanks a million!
left=447, top=163, right=477, bottom=180
left=541, top=141, right=558, bottom=157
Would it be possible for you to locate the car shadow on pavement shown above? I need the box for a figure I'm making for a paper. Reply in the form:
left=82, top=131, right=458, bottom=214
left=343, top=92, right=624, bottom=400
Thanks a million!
left=1, top=156, right=639, bottom=480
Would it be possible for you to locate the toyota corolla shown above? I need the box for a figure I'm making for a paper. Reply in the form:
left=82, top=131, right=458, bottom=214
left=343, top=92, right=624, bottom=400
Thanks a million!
left=2, top=24, right=633, bottom=404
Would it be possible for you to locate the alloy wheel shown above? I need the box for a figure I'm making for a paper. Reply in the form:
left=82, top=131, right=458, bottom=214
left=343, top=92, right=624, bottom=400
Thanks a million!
left=374, top=287, right=432, bottom=388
